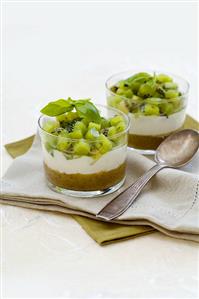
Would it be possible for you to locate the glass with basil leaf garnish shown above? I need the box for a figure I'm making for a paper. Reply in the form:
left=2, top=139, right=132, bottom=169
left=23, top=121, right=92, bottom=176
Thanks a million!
left=38, top=98, right=130, bottom=197
left=106, top=71, right=189, bottom=154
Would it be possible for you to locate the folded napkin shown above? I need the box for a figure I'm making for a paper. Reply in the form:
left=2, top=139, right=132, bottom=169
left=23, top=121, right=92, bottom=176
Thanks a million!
left=3, top=144, right=154, bottom=246
left=1, top=115, right=199, bottom=244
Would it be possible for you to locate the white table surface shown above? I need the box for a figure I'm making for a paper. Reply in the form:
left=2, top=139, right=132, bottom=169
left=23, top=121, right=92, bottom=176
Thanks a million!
left=1, top=2, right=199, bottom=298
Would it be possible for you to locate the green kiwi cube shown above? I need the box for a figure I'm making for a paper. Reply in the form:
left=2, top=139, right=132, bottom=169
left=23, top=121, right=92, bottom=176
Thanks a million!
left=88, top=122, right=101, bottom=131
left=74, top=141, right=90, bottom=155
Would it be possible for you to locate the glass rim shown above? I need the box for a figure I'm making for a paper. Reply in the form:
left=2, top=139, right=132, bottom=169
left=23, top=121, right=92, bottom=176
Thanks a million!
left=105, top=69, right=190, bottom=102
left=38, top=104, right=130, bottom=143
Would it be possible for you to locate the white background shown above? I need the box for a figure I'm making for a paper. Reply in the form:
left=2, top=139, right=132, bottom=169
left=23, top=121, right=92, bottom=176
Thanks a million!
left=1, top=1, right=199, bottom=298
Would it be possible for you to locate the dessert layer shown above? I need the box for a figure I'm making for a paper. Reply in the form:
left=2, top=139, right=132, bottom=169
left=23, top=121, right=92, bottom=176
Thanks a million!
left=129, top=109, right=186, bottom=136
left=44, top=163, right=126, bottom=191
left=128, top=134, right=167, bottom=150
left=42, top=145, right=127, bottom=174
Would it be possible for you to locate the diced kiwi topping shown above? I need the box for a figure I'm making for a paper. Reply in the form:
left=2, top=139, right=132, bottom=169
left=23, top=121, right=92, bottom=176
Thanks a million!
left=40, top=98, right=127, bottom=157
left=108, top=72, right=184, bottom=117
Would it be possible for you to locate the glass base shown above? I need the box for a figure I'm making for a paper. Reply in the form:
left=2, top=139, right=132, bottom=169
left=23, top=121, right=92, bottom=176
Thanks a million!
left=47, top=177, right=126, bottom=198
left=128, top=146, right=155, bottom=156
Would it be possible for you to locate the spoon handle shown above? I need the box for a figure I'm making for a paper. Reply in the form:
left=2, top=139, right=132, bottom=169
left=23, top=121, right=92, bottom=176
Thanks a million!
left=97, top=164, right=167, bottom=221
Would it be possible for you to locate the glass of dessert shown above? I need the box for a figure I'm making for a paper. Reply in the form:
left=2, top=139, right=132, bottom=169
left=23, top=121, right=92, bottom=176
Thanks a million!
left=38, top=98, right=129, bottom=197
left=106, top=70, right=189, bottom=154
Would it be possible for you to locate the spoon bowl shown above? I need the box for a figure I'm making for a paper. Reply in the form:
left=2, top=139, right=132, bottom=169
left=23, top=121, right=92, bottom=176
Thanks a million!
left=155, top=129, right=199, bottom=167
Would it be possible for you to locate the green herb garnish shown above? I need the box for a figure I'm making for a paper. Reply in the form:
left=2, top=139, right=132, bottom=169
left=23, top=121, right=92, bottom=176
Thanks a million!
left=40, top=98, right=101, bottom=123
left=40, top=98, right=74, bottom=116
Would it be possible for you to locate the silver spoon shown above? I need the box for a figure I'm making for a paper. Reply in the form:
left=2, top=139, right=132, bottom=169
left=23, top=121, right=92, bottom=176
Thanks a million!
left=96, top=129, right=199, bottom=221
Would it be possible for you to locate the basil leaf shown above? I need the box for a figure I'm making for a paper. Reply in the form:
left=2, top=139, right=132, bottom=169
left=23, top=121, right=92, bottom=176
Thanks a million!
left=40, top=98, right=74, bottom=116
left=75, top=101, right=101, bottom=123
left=40, top=97, right=101, bottom=123
left=127, top=73, right=152, bottom=86
left=127, top=72, right=151, bottom=82
left=75, top=98, right=91, bottom=104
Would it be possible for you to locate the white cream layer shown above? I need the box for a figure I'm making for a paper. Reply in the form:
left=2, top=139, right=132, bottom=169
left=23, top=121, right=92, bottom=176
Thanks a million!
left=43, top=146, right=127, bottom=174
left=129, top=109, right=186, bottom=136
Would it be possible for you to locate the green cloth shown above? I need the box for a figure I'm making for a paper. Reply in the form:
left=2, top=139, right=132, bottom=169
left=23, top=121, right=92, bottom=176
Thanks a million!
left=73, top=216, right=154, bottom=245
left=4, top=115, right=198, bottom=245
left=5, top=135, right=35, bottom=158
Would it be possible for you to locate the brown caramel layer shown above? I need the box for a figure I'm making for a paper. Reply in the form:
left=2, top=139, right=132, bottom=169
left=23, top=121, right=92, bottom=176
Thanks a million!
left=44, top=162, right=126, bottom=191
left=128, top=125, right=185, bottom=150
left=128, top=134, right=166, bottom=150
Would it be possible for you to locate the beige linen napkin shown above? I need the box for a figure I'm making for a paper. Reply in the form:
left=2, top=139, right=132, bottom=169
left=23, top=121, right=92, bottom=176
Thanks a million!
left=3, top=138, right=155, bottom=245
left=1, top=130, right=199, bottom=242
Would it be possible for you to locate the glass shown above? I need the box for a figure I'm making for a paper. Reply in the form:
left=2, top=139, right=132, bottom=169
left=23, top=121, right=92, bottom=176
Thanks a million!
left=106, top=70, right=189, bottom=155
left=38, top=105, right=130, bottom=197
